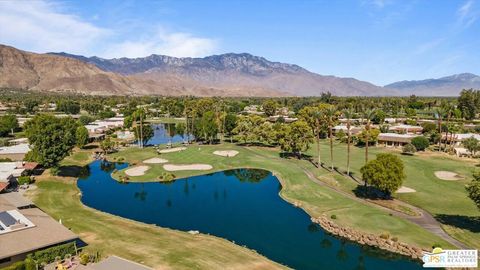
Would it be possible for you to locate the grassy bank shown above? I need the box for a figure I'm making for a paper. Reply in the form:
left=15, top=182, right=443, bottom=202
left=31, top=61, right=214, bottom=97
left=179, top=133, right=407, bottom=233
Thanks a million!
left=303, top=141, right=480, bottom=249
left=28, top=180, right=284, bottom=270
left=109, top=143, right=452, bottom=249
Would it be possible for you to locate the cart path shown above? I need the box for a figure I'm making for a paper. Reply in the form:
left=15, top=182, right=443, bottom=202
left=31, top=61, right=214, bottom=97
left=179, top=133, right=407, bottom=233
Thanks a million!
left=245, top=147, right=468, bottom=249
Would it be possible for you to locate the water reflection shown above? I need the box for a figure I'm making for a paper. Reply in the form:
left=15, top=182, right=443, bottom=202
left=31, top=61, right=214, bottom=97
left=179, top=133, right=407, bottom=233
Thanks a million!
left=145, top=123, right=193, bottom=145
left=77, top=161, right=423, bottom=270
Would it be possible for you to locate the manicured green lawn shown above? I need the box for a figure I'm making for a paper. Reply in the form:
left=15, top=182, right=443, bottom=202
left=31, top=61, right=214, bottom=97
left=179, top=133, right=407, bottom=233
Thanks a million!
left=109, top=143, right=453, bottom=249
left=304, top=141, right=480, bottom=248
left=28, top=180, right=283, bottom=270
left=61, top=147, right=94, bottom=166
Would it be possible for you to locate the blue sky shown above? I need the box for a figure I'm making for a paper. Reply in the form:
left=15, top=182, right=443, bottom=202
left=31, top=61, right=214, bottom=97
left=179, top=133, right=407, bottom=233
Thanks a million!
left=0, top=0, right=479, bottom=85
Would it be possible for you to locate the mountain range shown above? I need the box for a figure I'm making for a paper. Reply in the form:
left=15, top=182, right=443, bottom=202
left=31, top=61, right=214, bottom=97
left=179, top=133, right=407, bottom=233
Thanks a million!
left=385, top=73, right=480, bottom=96
left=0, top=44, right=478, bottom=96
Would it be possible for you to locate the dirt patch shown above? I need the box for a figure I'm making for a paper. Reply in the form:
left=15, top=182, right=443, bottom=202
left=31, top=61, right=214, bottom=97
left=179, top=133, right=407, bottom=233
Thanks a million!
left=163, top=164, right=213, bottom=171
left=434, top=171, right=463, bottom=181
left=213, top=150, right=239, bottom=157
left=125, top=165, right=150, bottom=176
left=158, top=147, right=186, bottom=154
left=396, top=186, right=416, bottom=193
left=143, top=157, right=168, bottom=164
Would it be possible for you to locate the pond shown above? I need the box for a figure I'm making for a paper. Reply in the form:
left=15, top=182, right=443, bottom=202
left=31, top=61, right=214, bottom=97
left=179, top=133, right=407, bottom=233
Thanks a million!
left=77, top=161, right=423, bottom=270
left=145, top=123, right=192, bottom=145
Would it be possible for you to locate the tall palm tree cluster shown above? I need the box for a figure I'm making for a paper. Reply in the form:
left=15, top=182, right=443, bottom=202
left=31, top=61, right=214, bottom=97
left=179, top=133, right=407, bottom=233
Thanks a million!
left=298, top=105, right=377, bottom=184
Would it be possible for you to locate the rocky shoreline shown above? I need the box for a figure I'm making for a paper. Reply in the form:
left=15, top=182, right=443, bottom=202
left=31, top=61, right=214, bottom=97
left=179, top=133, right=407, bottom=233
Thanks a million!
left=311, top=215, right=425, bottom=260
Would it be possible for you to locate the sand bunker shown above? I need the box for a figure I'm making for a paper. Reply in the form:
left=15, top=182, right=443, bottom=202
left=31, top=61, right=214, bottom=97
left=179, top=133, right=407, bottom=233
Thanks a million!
left=143, top=157, right=169, bottom=164
left=158, top=147, right=186, bottom=154
left=213, top=150, right=239, bottom=157
left=434, top=171, right=463, bottom=181
left=396, top=186, right=416, bottom=193
left=163, top=164, right=213, bottom=171
left=125, top=165, right=150, bottom=176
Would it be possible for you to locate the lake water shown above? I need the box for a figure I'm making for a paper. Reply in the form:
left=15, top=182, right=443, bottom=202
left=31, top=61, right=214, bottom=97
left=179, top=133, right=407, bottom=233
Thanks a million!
left=77, top=161, right=423, bottom=270
left=145, top=123, right=192, bottom=145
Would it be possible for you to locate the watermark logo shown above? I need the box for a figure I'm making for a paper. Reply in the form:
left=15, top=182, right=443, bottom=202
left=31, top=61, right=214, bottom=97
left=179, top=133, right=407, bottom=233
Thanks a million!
left=422, top=247, right=477, bottom=268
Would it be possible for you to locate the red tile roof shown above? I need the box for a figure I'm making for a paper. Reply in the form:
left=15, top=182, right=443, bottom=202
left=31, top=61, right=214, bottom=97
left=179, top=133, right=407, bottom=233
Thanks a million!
left=22, top=162, right=39, bottom=170
left=0, top=183, right=8, bottom=192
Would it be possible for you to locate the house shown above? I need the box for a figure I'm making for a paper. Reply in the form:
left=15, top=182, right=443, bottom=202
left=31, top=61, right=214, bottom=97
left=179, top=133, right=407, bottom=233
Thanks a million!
left=7, top=138, right=28, bottom=146
left=16, top=117, right=32, bottom=127
left=442, top=133, right=480, bottom=147
left=0, top=144, right=30, bottom=161
left=389, top=124, right=423, bottom=134
left=332, top=125, right=363, bottom=135
left=377, top=133, right=420, bottom=147
left=276, top=107, right=294, bottom=116
left=0, top=162, right=39, bottom=192
left=242, top=105, right=264, bottom=115
left=0, top=193, right=78, bottom=267
left=267, top=116, right=298, bottom=123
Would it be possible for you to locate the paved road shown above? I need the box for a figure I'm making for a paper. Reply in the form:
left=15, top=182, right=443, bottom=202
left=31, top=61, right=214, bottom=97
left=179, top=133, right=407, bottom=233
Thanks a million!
left=246, top=148, right=468, bottom=249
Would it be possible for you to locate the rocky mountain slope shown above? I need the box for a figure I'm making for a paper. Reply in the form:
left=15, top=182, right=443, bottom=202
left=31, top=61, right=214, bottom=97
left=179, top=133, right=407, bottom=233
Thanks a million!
left=0, top=45, right=281, bottom=96
left=49, top=52, right=390, bottom=96
left=385, top=73, right=480, bottom=96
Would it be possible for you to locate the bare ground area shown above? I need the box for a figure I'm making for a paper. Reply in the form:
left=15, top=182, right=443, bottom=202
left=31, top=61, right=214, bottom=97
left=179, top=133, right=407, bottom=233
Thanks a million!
left=125, top=165, right=150, bottom=176
left=158, top=147, right=186, bottom=154
left=213, top=150, right=239, bottom=157
left=434, top=171, right=463, bottom=181
left=163, top=164, right=213, bottom=171
left=143, top=157, right=169, bottom=164
left=396, top=186, right=416, bottom=193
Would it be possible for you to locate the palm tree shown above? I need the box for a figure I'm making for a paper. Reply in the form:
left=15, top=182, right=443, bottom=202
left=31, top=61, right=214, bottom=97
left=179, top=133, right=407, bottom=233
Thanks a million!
left=325, top=106, right=338, bottom=170
left=132, top=108, right=146, bottom=148
left=435, top=107, right=446, bottom=151
left=344, top=108, right=354, bottom=175
left=443, top=104, right=453, bottom=151
left=363, top=109, right=376, bottom=165
left=314, top=109, right=324, bottom=168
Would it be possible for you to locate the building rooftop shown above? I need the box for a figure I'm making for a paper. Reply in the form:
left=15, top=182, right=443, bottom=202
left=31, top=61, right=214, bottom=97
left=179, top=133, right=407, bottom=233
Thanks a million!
left=0, top=144, right=30, bottom=155
left=0, top=162, right=26, bottom=182
left=8, top=138, right=28, bottom=145
left=378, top=133, right=419, bottom=143
left=444, top=133, right=480, bottom=141
left=83, top=256, right=152, bottom=270
left=0, top=194, right=78, bottom=260
left=0, top=192, right=33, bottom=209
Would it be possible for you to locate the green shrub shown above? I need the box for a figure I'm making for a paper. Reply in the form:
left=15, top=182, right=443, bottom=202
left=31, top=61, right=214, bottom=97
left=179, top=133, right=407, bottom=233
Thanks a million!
left=2, top=261, right=25, bottom=270
left=24, top=255, right=35, bottom=270
left=79, top=252, right=90, bottom=265
left=50, top=167, right=60, bottom=176
left=31, top=242, right=76, bottom=265
left=379, top=232, right=390, bottom=239
left=411, top=136, right=430, bottom=151
left=432, top=243, right=442, bottom=248
left=158, top=172, right=175, bottom=182
left=17, top=176, right=32, bottom=185
left=402, top=143, right=416, bottom=155
left=330, top=214, right=337, bottom=219
left=0, top=157, right=13, bottom=162
left=391, top=236, right=398, bottom=242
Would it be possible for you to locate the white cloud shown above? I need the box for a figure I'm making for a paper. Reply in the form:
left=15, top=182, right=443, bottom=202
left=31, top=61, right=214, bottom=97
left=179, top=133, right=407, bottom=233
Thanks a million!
left=0, top=1, right=108, bottom=55
left=457, top=0, right=479, bottom=28
left=414, top=38, right=445, bottom=55
left=362, top=0, right=392, bottom=9
left=103, top=28, right=218, bottom=58
left=0, top=0, right=219, bottom=58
